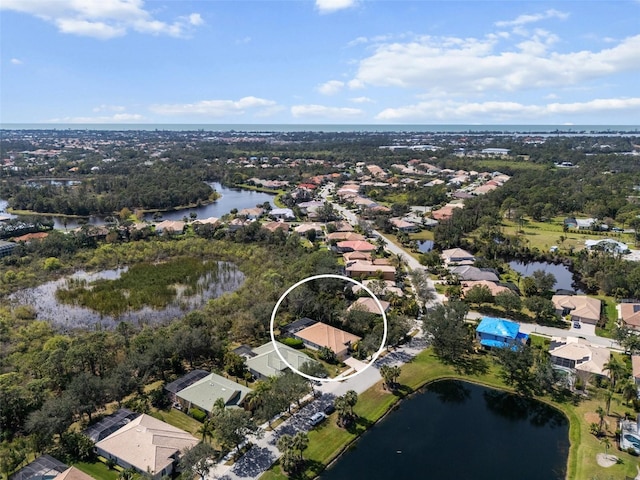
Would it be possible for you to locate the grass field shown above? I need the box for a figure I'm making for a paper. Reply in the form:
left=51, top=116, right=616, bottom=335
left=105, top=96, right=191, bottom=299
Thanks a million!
left=260, top=349, right=639, bottom=480
left=149, top=408, right=203, bottom=436
left=73, top=461, right=119, bottom=480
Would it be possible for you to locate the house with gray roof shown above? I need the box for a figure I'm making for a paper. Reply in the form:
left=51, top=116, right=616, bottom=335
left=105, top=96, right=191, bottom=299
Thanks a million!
left=245, top=341, right=316, bottom=379
left=449, top=265, right=499, bottom=282
left=175, top=372, right=251, bottom=411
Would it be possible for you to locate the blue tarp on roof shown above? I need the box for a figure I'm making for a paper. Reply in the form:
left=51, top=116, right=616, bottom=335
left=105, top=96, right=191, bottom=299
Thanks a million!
left=516, top=332, right=529, bottom=342
left=480, top=338, right=510, bottom=348
left=476, top=317, right=520, bottom=340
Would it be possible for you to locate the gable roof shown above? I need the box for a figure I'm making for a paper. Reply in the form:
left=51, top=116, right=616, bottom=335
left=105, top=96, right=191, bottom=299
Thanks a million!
left=176, top=372, right=252, bottom=410
left=295, top=322, right=361, bottom=353
left=476, top=317, right=520, bottom=340
left=95, top=414, right=198, bottom=476
left=54, top=467, right=94, bottom=480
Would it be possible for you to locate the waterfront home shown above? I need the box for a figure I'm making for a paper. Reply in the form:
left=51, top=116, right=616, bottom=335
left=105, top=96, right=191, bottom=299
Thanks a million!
left=618, top=303, right=640, bottom=331
left=154, top=220, right=185, bottom=234
left=475, top=317, right=528, bottom=349
left=552, top=295, right=601, bottom=325
left=441, top=248, right=475, bottom=266
left=269, top=208, right=295, bottom=220
left=549, top=337, right=610, bottom=378
left=389, top=217, right=419, bottom=233
left=237, top=207, right=264, bottom=219
left=461, top=280, right=511, bottom=297
left=174, top=372, right=252, bottom=412
left=294, top=322, right=361, bottom=360
left=585, top=238, right=629, bottom=254
left=95, top=414, right=198, bottom=480
left=450, top=265, right=499, bottom=283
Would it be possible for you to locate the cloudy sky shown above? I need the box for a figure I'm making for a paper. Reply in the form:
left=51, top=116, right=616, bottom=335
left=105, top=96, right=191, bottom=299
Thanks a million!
left=1, top=0, right=639, bottom=124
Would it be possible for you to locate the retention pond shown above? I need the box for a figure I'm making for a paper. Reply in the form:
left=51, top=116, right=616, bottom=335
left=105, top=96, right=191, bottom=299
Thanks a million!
left=320, top=380, right=569, bottom=480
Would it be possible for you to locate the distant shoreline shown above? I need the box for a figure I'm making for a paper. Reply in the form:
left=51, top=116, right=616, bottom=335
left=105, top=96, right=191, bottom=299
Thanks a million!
left=1, top=123, right=639, bottom=134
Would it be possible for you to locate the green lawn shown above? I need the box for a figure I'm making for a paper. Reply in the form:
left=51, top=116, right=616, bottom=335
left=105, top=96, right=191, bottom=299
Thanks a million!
left=149, top=408, right=203, bottom=436
left=73, top=461, right=119, bottom=480
left=260, top=348, right=639, bottom=480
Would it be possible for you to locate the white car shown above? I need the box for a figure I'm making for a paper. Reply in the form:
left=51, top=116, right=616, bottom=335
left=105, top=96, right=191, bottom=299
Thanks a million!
left=310, top=412, right=326, bottom=426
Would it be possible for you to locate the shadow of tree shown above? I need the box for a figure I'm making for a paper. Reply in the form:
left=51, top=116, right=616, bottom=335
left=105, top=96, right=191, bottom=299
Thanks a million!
left=453, top=354, right=489, bottom=375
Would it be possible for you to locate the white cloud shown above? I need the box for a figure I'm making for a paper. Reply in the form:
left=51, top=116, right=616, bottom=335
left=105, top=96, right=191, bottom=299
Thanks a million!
left=92, top=104, right=126, bottom=113
left=150, top=96, right=278, bottom=116
left=315, top=0, right=357, bottom=14
left=47, top=113, right=145, bottom=123
left=350, top=33, right=640, bottom=94
left=291, top=104, right=363, bottom=119
left=375, top=97, right=640, bottom=122
left=317, top=80, right=345, bottom=96
left=0, top=0, right=203, bottom=39
left=10, top=58, right=23, bottom=65
left=495, top=9, right=569, bottom=28
left=349, top=96, right=374, bottom=103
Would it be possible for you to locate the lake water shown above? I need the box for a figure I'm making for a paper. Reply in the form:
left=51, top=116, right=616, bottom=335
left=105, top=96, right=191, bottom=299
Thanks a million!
left=417, top=240, right=434, bottom=253
left=508, top=260, right=583, bottom=293
left=8, top=261, right=244, bottom=329
left=0, top=182, right=275, bottom=230
left=320, top=380, right=569, bottom=480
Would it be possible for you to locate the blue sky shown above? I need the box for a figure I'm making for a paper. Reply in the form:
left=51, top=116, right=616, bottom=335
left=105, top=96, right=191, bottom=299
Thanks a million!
left=1, top=0, right=639, bottom=125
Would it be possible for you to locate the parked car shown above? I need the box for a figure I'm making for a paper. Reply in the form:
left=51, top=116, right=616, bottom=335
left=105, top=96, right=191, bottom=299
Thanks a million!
left=310, top=412, right=326, bottom=426
left=323, top=404, right=336, bottom=415
left=573, top=321, right=581, bottom=329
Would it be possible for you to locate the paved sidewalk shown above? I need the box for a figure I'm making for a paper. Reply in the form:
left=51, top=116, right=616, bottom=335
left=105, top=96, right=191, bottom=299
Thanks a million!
left=208, top=333, right=430, bottom=480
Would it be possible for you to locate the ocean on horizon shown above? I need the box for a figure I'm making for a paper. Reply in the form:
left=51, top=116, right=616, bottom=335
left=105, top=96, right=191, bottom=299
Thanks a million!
left=1, top=123, right=639, bottom=134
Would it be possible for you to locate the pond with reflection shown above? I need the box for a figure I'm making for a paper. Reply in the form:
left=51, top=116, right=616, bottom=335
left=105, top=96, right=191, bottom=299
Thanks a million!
left=320, top=380, right=569, bottom=480
left=9, top=260, right=244, bottom=329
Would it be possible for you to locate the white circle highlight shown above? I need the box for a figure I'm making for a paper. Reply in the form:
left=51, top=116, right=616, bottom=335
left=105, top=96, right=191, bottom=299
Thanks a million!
left=269, top=273, right=388, bottom=383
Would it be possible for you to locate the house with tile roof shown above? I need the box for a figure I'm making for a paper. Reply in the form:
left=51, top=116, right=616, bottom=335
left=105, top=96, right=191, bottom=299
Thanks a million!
left=95, top=414, right=199, bottom=480
left=347, top=297, right=391, bottom=315
left=294, top=322, right=361, bottom=360
left=619, top=303, right=640, bottom=331
left=549, top=337, right=611, bottom=378
left=552, top=295, right=601, bottom=325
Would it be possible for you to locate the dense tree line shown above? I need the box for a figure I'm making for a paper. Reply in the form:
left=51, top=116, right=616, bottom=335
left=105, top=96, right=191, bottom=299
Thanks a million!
left=2, top=167, right=215, bottom=215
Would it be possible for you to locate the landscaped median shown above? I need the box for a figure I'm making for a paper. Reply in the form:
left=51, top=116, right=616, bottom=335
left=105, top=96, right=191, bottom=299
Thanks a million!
left=260, top=349, right=639, bottom=480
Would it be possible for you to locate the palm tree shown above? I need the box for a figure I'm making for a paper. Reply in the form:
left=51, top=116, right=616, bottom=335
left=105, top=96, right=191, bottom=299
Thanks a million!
left=380, top=364, right=401, bottom=390
left=334, top=396, right=350, bottom=428
left=621, top=379, right=638, bottom=406
left=596, top=406, right=606, bottom=434
left=602, top=389, right=614, bottom=416
left=292, top=431, right=309, bottom=461
left=245, top=379, right=272, bottom=414
left=197, top=418, right=215, bottom=444
left=603, top=358, right=626, bottom=390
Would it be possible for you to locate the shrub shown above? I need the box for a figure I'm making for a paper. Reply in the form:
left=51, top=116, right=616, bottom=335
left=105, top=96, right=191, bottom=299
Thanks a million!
left=280, top=337, right=304, bottom=349
left=190, top=407, right=207, bottom=423
left=626, top=446, right=639, bottom=456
